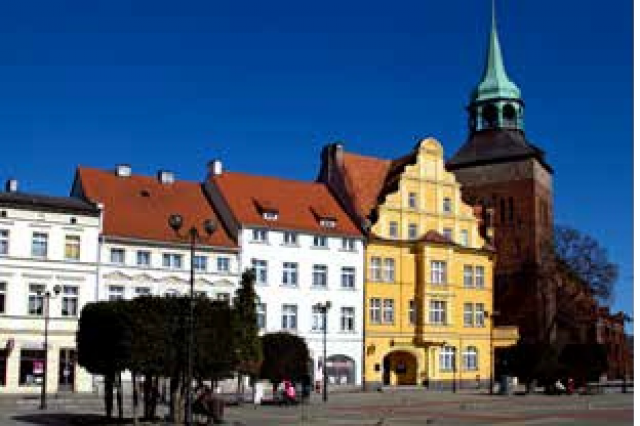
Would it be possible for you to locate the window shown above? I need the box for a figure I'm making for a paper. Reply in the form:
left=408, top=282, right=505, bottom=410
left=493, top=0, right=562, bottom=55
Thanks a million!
left=463, top=265, right=473, bottom=287
left=312, top=265, right=328, bottom=288
left=282, top=262, right=299, bottom=286
left=283, top=232, right=298, bottom=245
left=429, top=300, right=446, bottom=325
left=408, top=192, right=417, bottom=209
left=408, top=223, right=418, bottom=240
left=462, top=347, right=478, bottom=371
left=252, top=259, right=268, bottom=284
left=409, top=300, right=416, bottom=325
left=341, top=267, right=356, bottom=289
left=0, top=229, right=8, bottom=255
left=463, top=303, right=474, bottom=327
left=475, top=303, right=485, bottom=327
left=252, top=229, right=268, bottom=242
left=475, top=266, right=485, bottom=288
left=19, top=349, right=45, bottom=386
left=108, top=286, right=124, bottom=301
left=0, top=282, right=6, bottom=314
left=460, top=230, right=469, bottom=247
left=319, top=219, right=336, bottom=228
left=431, top=261, right=447, bottom=284
left=136, top=251, right=151, bottom=267
left=257, top=303, right=266, bottom=329
left=369, top=298, right=382, bottom=324
left=135, top=287, right=151, bottom=297
left=282, top=304, right=297, bottom=330
left=313, top=235, right=328, bottom=248
left=263, top=211, right=278, bottom=221
left=440, top=346, right=456, bottom=371
left=31, top=233, right=48, bottom=258
left=193, top=256, right=207, bottom=272
left=61, top=286, right=78, bottom=317
left=342, top=238, right=356, bottom=251
left=28, top=284, right=45, bottom=316
left=383, top=258, right=395, bottom=283
left=389, top=221, right=399, bottom=239
left=341, top=307, right=355, bottom=332
left=217, top=257, right=230, bottom=272
left=443, top=197, right=452, bottom=214
left=369, top=257, right=382, bottom=282
left=383, top=299, right=394, bottom=324
left=110, top=248, right=125, bottom=264
left=311, top=305, right=326, bottom=331
left=195, top=291, right=208, bottom=299
left=64, top=235, right=81, bottom=260
left=162, top=253, right=183, bottom=269
left=442, top=228, right=453, bottom=241
left=165, top=289, right=179, bottom=298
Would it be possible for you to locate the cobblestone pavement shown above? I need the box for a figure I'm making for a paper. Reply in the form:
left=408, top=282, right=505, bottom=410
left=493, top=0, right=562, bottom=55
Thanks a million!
left=0, top=390, right=633, bottom=425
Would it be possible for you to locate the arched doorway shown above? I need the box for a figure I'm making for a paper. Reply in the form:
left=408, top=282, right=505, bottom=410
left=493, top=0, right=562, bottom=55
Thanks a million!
left=383, top=351, right=418, bottom=386
left=326, top=355, right=356, bottom=385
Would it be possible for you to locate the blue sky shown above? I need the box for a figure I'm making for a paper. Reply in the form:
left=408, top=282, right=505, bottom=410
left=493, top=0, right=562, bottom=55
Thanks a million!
left=0, top=1, right=633, bottom=324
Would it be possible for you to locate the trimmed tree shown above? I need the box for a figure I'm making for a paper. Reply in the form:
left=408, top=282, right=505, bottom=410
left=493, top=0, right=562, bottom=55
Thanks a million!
left=232, top=269, right=263, bottom=399
left=260, top=332, right=310, bottom=393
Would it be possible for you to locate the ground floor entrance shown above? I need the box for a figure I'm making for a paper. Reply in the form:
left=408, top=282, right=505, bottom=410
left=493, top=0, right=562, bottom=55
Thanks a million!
left=383, top=351, right=418, bottom=386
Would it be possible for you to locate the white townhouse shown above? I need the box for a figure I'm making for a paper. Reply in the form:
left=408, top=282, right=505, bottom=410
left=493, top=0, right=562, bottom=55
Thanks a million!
left=71, top=165, right=240, bottom=303
left=205, top=161, right=366, bottom=387
left=0, top=179, right=102, bottom=394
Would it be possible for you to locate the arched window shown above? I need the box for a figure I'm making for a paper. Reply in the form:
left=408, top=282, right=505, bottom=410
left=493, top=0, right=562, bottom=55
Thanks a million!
left=462, top=347, right=478, bottom=371
left=439, top=346, right=456, bottom=371
left=502, top=104, right=517, bottom=127
left=326, top=355, right=356, bottom=385
left=481, top=104, right=498, bottom=129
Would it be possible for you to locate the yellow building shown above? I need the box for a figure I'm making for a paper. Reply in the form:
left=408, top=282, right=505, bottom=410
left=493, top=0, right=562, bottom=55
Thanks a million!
left=319, top=139, right=518, bottom=390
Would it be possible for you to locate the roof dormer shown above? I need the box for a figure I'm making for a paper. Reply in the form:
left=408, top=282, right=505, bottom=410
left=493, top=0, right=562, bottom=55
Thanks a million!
left=254, top=198, right=279, bottom=221
left=312, top=206, right=337, bottom=229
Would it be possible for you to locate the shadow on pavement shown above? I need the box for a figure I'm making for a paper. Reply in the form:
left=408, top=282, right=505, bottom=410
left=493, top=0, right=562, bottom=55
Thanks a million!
left=12, top=414, right=146, bottom=425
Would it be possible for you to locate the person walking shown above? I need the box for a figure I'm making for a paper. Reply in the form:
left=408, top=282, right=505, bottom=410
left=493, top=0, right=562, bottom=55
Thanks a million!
left=253, top=381, right=263, bottom=409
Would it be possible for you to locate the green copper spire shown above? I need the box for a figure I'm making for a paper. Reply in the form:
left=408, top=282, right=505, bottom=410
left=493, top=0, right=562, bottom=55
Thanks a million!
left=471, top=0, right=521, bottom=103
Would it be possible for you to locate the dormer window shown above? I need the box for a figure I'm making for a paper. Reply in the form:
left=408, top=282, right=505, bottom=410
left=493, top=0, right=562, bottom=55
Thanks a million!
left=254, top=199, right=279, bottom=222
left=319, top=219, right=336, bottom=228
left=263, top=211, right=278, bottom=221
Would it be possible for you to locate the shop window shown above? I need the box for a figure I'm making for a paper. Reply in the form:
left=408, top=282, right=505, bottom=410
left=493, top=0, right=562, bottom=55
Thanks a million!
left=19, top=349, right=45, bottom=387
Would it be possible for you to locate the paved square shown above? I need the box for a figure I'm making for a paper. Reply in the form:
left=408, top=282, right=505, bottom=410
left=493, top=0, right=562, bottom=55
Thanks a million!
left=0, top=391, right=633, bottom=425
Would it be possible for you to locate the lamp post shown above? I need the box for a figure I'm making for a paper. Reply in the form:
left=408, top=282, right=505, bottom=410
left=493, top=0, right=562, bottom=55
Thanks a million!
left=484, top=311, right=500, bottom=395
left=168, top=214, right=217, bottom=426
left=38, top=284, right=61, bottom=410
left=314, top=301, right=331, bottom=403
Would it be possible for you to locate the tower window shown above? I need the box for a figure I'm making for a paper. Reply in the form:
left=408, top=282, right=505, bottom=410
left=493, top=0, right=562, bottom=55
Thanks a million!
left=508, top=197, right=514, bottom=223
left=503, top=104, right=517, bottom=127
left=481, top=104, right=498, bottom=129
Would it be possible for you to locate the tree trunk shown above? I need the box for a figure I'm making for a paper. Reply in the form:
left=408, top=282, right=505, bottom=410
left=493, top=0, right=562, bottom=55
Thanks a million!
left=132, top=372, right=138, bottom=425
left=143, top=374, right=152, bottom=420
left=150, top=376, right=159, bottom=420
left=116, top=372, right=124, bottom=420
left=237, top=373, right=243, bottom=404
left=170, top=375, right=184, bottom=424
left=104, top=374, right=114, bottom=419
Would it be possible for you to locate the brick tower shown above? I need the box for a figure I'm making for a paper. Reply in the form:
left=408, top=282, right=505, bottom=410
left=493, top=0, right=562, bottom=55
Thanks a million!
left=446, top=2, right=554, bottom=343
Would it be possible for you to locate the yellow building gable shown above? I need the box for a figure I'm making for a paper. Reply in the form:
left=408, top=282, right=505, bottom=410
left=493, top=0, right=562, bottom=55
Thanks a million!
left=358, top=138, right=517, bottom=390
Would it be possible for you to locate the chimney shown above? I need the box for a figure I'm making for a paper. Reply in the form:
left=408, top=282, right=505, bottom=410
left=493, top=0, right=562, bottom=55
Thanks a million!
left=157, top=170, right=175, bottom=185
left=207, top=160, right=223, bottom=178
left=5, top=179, right=18, bottom=193
left=115, top=164, right=132, bottom=177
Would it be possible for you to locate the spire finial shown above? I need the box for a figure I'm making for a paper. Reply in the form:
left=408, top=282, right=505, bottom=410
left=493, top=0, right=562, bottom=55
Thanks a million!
left=470, top=0, right=521, bottom=103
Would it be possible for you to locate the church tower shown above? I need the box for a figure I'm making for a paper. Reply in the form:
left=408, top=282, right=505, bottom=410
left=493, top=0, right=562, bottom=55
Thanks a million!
left=447, top=2, right=554, bottom=343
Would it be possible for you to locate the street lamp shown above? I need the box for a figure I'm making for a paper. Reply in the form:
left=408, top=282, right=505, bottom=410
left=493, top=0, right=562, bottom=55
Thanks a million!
left=168, top=214, right=217, bottom=426
left=484, top=310, right=500, bottom=395
left=314, top=301, right=331, bottom=403
left=37, top=284, right=61, bottom=410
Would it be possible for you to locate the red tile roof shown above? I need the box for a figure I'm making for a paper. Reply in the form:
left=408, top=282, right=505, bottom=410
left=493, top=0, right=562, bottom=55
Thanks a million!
left=210, top=172, right=362, bottom=237
left=341, top=150, right=418, bottom=220
left=75, top=167, right=236, bottom=249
